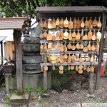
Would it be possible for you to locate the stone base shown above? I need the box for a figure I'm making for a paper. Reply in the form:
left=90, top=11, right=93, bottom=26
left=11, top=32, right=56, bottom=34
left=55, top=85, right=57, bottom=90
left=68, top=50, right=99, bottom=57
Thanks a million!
left=23, top=73, right=43, bottom=89
left=5, top=72, right=51, bottom=92
left=5, top=73, right=43, bottom=92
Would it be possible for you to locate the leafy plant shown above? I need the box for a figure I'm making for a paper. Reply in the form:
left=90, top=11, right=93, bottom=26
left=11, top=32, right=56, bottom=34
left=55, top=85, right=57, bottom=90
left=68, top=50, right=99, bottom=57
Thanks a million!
left=3, top=93, right=11, bottom=103
left=24, top=87, right=33, bottom=94
left=34, top=86, right=47, bottom=101
left=34, top=86, right=47, bottom=96
left=51, top=66, right=69, bottom=92
left=104, top=69, right=107, bottom=77
left=85, top=97, right=104, bottom=103
left=95, top=98, right=104, bottom=103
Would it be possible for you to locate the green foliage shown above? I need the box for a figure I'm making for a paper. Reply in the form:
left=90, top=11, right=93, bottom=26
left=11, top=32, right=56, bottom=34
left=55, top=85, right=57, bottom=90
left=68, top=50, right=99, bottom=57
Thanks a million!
left=104, top=69, right=107, bottom=77
left=0, top=0, right=36, bottom=17
left=52, top=78, right=61, bottom=88
left=95, top=98, right=104, bottom=103
left=3, top=94, right=11, bottom=103
left=85, top=97, right=104, bottom=103
left=24, top=87, right=33, bottom=94
left=52, top=0, right=67, bottom=6
left=24, top=86, right=46, bottom=96
left=51, top=66, right=69, bottom=92
left=35, top=86, right=47, bottom=95
left=0, top=0, right=107, bottom=17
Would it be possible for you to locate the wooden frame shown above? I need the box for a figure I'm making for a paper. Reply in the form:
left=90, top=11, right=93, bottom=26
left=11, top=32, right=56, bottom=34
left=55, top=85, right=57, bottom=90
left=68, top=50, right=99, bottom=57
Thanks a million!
left=0, top=17, right=28, bottom=92
left=36, top=6, right=107, bottom=93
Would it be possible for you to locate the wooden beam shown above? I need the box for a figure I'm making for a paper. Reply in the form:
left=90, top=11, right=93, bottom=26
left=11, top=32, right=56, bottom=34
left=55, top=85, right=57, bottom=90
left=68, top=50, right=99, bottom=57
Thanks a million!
left=1, top=41, right=3, bottom=65
left=43, top=72, right=48, bottom=89
left=89, top=73, right=94, bottom=94
left=95, top=12, right=106, bottom=89
left=13, top=30, right=22, bottom=92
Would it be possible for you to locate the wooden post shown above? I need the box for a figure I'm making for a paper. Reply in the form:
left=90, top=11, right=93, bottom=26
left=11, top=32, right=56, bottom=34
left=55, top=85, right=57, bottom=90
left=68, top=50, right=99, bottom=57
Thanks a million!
left=95, top=12, right=106, bottom=89
left=13, top=30, right=22, bottom=92
left=43, top=72, right=48, bottom=90
left=89, top=73, right=94, bottom=94
left=1, top=41, right=3, bottom=65
left=5, top=74, right=9, bottom=93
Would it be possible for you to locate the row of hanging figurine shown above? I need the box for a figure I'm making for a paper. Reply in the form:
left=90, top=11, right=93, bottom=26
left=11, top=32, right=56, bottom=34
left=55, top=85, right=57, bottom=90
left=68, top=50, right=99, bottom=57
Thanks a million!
left=40, top=41, right=99, bottom=53
left=40, top=29, right=101, bottom=41
left=40, top=17, right=102, bottom=29
left=42, top=64, right=95, bottom=74
left=47, top=53, right=96, bottom=64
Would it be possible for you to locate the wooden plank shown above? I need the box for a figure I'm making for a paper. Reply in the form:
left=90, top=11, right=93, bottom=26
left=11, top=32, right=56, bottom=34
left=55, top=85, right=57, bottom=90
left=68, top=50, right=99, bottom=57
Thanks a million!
left=95, top=12, right=106, bottom=89
left=14, top=30, right=22, bottom=92
left=40, top=62, right=98, bottom=66
left=88, top=73, right=94, bottom=94
left=5, top=75, right=9, bottom=93
left=0, top=41, right=3, bottom=65
left=36, top=6, right=107, bottom=13
left=0, top=17, right=28, bottom=30
left=4, top=41, right=14, bottom=61
left=43, top=72, right=48, bottom=89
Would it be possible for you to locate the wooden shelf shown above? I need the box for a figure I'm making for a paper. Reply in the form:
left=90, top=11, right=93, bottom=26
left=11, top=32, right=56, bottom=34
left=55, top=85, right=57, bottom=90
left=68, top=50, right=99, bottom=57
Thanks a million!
left=40, top=39, right=98, bottom=43
left=36, top=6, right=106, bottom=91
left=40, top=61, right=98, bottom=66
left=41, top=27, right=101, bottom=31
left=40, top=51, right=98, bottom=55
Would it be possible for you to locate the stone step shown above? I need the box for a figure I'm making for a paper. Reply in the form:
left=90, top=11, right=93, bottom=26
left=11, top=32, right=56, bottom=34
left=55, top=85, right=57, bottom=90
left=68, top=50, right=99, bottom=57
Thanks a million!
left=82, top=103, right=107, bottom=107
left=22, top=56, right=42, bottom=64
left=23, top=37, right=40, bottom=44
left=22, top=43, right=40, bottom=52
left=23, top=64, right=41, bottom=71
left=23, top=52, right=40, bottom=56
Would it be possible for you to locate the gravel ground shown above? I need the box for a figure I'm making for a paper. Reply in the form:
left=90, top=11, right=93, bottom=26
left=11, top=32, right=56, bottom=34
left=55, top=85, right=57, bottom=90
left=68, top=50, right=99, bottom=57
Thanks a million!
left=39, top=77, right=107, bottom=104
left=0, top=77, right=107, bottom=107
left=0, top=87, right=6, bottom=102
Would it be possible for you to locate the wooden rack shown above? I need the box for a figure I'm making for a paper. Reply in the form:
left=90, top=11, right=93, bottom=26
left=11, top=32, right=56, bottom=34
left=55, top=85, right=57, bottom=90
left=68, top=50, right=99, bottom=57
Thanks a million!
left=36, top=6, right=107, bottom=93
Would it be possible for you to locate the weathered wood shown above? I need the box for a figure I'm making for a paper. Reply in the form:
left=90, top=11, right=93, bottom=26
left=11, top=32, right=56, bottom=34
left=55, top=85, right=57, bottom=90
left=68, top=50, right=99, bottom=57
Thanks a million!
left=14, top=30, right=22, bottom=92
left=43, top=72, right=48, bottom=89
left=4, top=41, right=14, bottom=61
left=1, top=41, right=3, bottom=65
left=89, top=73, right=94, bottom=94
left=95, top=12, right=106, bottom=89
left=36, top=6, right=107, bottom=13
left=5, top=74, right=9, bottom=93
left=48, top=71, right=51, bottom=89
left=0, top=17, right=27, bottom=30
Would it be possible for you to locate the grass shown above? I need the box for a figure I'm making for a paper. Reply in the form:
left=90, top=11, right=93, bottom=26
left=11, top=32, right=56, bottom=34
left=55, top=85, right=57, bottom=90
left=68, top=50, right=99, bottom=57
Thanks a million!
left=85, top=97, right=104, bottom=103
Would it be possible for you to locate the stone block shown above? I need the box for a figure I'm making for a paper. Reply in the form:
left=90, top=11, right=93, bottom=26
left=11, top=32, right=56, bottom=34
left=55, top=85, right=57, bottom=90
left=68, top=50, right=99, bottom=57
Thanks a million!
left=23, top=37, right=40, bottom=44
left=22, top=56, right=42, bottom=64
left=23, top=64, right=41, bottom=71
left=22, top=44, right=40, bottom=52
left=23, top=73, right=43, bottom=89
